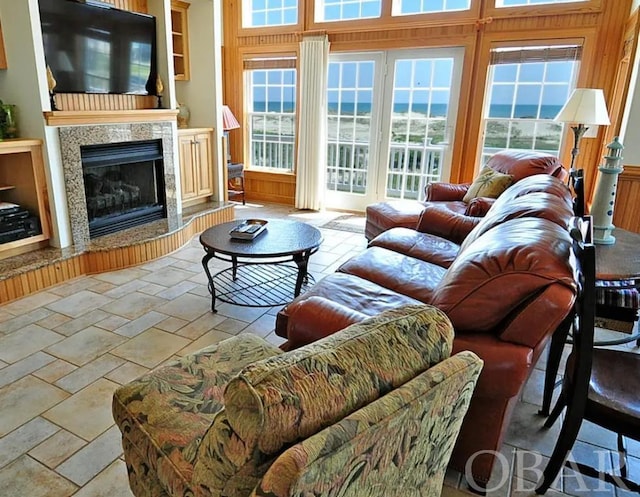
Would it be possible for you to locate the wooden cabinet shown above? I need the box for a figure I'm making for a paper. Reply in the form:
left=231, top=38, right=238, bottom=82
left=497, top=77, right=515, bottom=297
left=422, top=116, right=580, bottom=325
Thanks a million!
left=178, top=128, right=214, bottom=205
left=171, top=1, right=190, bottom=81
left=0, top=139, right=51, bottom=259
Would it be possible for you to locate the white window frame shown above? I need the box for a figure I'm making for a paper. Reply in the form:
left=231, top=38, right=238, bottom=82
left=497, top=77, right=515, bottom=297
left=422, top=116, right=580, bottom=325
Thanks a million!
left=245, top=59, right=298, bottom=172
left=391, top=0, right=472, bottom=16
left=315, top=0, right=382, bottom=23
left=480, top=45, right=581, bottom=163
left=242, top=0, right=298, bottom=28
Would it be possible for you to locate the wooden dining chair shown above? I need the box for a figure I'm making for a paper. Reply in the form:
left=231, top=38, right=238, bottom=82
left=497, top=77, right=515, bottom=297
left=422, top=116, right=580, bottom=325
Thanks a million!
left=536, top=216, right=640, bottom=494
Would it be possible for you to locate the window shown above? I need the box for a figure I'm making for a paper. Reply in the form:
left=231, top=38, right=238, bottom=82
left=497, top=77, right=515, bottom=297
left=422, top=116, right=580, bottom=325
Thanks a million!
left=84, top=38, right=111, bottom=92
left=392, top=0, right=471, bottom=15
left=496, top=0, right=583, bottom=6
left=316, top=0, right=381, bottom=22
left=481, top=45, right=580, bottom=162
left=246, top=61, right=297, bottom=171
left=243, top=0, right=298, bottom=28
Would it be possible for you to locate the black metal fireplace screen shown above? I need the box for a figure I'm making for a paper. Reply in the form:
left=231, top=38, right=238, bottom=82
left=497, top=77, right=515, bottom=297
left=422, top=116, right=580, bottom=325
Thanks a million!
left=81, top=140, right=166, bottom=238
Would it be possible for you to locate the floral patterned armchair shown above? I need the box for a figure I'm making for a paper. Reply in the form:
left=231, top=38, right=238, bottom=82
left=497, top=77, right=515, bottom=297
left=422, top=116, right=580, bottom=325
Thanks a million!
left=112, top=304, right=483, bottom=497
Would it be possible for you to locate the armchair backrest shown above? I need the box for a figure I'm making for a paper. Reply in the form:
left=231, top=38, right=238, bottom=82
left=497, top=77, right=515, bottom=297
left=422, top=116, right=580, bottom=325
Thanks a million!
left=487, top=150, right=568, bottom=183
left=252, top=350, right=483, bottom=497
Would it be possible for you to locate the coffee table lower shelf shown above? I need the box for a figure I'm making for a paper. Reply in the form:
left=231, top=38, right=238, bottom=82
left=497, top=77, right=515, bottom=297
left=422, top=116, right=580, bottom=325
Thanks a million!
left=209, top=262, right=316, bottom=308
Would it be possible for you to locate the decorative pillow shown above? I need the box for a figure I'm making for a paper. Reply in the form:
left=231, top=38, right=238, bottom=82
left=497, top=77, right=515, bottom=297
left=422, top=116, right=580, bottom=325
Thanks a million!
left=462, top=165, right=514, bottom=203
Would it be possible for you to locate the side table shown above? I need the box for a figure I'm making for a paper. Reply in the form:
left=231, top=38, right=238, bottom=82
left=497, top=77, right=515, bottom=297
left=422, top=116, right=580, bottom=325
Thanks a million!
left=540, top=227, right=640, bottom=416
left=227, top=162, right=245, bottom=205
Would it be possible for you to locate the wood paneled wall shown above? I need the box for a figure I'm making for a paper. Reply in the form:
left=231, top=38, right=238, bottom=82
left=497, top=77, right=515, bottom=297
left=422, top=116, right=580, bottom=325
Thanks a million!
left=613, top=166, right=640, bottom=234
left=54, top=0, right=153, bottom=112
left=244, top=170, right=296, bottom=205
left=222, top=0, right=635, bottom=206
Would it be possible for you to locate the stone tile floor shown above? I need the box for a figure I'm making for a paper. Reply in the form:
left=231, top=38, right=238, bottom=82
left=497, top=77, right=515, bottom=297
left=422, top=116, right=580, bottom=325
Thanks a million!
left=0, top=202, right=638, bottom=497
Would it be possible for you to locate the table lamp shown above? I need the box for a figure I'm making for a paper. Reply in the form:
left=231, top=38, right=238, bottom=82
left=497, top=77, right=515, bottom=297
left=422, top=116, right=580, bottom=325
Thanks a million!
left=222, top=105, right=240, bottom=164
left=554, top=88, right=610, bottom=174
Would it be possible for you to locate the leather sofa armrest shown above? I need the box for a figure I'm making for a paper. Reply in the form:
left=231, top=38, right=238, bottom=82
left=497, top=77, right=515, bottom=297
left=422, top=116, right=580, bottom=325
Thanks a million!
left=416, top=204, right=482, bottom=245
left=425, top=182, right=471, bottom=201
left=465, top=197, right=496, bottom=217
left=285, top=296, right=368, bottom=349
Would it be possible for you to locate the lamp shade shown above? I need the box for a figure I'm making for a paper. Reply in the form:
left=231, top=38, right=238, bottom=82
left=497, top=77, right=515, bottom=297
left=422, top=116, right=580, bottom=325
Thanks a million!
left=222, top=105, right=240, bottom=131
left=554, top=88, right=610, bottom=125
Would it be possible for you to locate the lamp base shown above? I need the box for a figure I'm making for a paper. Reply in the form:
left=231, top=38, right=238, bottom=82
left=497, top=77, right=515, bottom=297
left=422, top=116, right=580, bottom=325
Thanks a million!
left=594, top=226, right=616, bottom=245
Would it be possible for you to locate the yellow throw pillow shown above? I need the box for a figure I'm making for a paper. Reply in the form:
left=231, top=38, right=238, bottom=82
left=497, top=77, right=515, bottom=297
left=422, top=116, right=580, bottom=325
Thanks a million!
left=462, top=166, right=514, bottom=203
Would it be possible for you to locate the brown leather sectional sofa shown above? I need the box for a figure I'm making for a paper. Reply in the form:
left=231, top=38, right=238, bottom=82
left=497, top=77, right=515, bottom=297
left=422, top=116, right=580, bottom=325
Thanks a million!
left=274, top=173, right=578, bottom=486
left=365, top=150, right=569, bottom=241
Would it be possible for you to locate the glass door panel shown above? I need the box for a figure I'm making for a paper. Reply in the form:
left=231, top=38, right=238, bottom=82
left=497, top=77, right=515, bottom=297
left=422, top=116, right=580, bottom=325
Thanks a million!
left=325, top=53, right=383, bottom=210
left=379, top=48, right=464, bottom=202
left=325, top=47, right=463, bottom=210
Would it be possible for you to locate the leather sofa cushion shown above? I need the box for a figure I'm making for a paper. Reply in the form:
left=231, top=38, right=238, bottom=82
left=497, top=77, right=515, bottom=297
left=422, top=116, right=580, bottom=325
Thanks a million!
left=486, top=150, right=565, bottom=182
left=431, top=218, right=575, bottom=333
left=365, top=200, right=426, bottom=239
left=338, top=246, right=447, bottom=303
left=368, top=227, right=460, bottom=268
left=460, top=192, right=574, bottom=252
left=224, top=303, right=454, bottom=456
left=275, top=272, right=423, bottom=339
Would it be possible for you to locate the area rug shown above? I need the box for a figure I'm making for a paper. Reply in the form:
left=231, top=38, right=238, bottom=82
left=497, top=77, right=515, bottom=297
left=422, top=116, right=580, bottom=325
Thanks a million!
left=320, top=214, right=366, bottom=234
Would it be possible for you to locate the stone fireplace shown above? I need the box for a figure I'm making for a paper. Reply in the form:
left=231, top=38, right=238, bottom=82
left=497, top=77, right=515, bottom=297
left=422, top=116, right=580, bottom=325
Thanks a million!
left=59, top=122, right=179, bottom=249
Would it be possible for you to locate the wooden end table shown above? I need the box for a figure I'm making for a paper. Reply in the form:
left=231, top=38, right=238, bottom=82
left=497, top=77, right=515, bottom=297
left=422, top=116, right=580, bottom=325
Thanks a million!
left=200, top=219, right=323, bottom=312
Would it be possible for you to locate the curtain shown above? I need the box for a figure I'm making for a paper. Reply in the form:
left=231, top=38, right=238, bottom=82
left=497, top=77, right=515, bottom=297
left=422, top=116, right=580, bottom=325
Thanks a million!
left=295, top=34, right=329, bottom=210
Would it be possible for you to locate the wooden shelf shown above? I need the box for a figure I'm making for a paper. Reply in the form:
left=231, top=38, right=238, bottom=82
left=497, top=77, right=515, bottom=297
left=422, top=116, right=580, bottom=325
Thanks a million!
left=43, top=109, right=179, bottom=126
left=0, top=139, right=51, bottom=260
left=171, top=1, right=190, bottom=81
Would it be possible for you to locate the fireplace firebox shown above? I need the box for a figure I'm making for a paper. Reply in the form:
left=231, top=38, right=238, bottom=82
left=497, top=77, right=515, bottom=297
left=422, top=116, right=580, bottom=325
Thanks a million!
left=81, top=140, right=166, bottom=238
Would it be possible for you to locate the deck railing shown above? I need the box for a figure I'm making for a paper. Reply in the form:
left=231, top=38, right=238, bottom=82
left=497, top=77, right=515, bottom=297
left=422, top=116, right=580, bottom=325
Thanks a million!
left=251, top=135, right=444, bottom=201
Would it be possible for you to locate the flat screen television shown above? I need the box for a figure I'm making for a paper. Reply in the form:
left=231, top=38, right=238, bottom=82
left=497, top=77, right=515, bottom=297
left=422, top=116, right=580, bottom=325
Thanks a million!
left=39, top=0, right=157, bottom=95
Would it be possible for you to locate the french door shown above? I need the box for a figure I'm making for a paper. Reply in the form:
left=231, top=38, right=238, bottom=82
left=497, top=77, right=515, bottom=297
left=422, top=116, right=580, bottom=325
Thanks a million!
left=325, top=47, right=464, bottom=211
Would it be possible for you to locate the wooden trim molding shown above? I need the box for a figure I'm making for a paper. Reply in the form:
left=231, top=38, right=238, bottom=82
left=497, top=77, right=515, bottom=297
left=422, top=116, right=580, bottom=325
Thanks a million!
left=612, top=165, right=640, bottom=234
left=43, top=110, right=179, bottom=126
left=0, top=205, right=235, bottom=304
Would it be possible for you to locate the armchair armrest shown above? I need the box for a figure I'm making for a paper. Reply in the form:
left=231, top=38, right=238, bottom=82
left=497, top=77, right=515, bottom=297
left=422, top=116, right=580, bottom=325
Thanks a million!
left=416, top=204, right=482, bottom=245
left=425, top=182, right=471, bottom=201
left=465, top=197, right=496, bottom=217
left=251, top=351, right=483, bottom=497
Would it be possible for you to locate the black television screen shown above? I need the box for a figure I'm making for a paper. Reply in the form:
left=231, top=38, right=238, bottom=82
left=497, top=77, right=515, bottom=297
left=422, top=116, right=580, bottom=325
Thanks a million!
left=39, top=0, right=157, bottom=95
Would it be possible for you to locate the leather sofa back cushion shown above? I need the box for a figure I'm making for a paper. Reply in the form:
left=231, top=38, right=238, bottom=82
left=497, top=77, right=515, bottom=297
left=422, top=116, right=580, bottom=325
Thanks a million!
left=461, top=192, right=574, bottom=252
left=486, top=150, right=565, bottom=183
left=431, top=218, right=576, bottom=333
left=462, top=166, right=514, bottom=203
left=223, top=304, right=454, bottom=455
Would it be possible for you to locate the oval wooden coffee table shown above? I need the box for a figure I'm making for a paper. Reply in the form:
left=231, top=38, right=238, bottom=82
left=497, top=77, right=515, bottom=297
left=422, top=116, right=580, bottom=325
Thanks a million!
left=200, top=219, right=323, bottom=312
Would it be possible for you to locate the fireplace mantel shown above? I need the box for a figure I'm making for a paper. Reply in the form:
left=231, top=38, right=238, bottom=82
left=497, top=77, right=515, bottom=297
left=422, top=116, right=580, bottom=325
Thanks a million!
left=43, top=109, right=179, bottom=126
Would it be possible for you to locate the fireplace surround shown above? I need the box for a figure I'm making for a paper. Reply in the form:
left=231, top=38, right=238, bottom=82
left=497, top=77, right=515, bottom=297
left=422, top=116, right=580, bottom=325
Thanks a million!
left=59, top=122, right=179, bottom=249
left=82, top=139, right=166, bottom=238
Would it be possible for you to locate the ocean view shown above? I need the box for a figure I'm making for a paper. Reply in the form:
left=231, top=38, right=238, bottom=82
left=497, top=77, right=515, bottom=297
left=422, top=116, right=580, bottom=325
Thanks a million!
left=254, top=101, right=563, bottom=120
